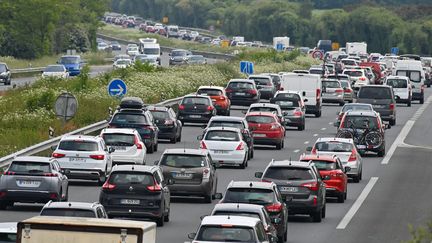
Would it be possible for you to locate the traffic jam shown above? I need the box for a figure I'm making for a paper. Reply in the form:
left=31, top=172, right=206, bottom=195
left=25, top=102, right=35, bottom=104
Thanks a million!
left=0, top=44, right=431, bottom=243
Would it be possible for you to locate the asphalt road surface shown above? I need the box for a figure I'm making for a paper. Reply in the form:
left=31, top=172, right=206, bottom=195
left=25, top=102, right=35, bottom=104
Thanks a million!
left=2, top=88, right=432, bottom=243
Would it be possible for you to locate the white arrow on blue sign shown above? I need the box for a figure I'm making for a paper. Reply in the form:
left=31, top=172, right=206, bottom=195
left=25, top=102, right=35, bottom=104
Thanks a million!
left=108, top=79, right=127, bottom=97
left=240, top=61, right=254, bottom=75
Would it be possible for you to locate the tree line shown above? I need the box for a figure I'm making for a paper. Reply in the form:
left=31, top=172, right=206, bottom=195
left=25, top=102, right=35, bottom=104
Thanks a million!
left=0, top=0, right=109, bottom=59
left=111, top=0, right=432, bottom=55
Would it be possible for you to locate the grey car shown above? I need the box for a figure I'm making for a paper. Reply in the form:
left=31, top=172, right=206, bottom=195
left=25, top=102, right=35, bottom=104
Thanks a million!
left=0, top=156, right=69, bottom=209
left=155, top=149, right=218, bottom=203
left=248, top=75, right=276, bottom=99
left=169, top=49, right=192, bottom=65
left=0, top=63, right=11, bottom=85
left=356, top=85, right=397, bottom=125
left=322, top=79, right=345, bottom=106
left=40, top=201, right=107, bottom=218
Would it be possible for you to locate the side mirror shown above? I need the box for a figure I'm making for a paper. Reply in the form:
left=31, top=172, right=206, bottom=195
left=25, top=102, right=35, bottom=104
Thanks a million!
left=200, top=215, right=209, bottom=220
left=322, top=175, right=331, bottom=180
left=167, top=179, right=174, bottom=185
left=254, top=172, right=263, bottom=178
left=168, top=53, right=171, bottom=56
left=187, top=233, right=196, bottom=240
left=50, top=145, right=57, bottom=151
left=302, top=91, right=306, bottom=96
left=154, top=160, right=159, bottom=165
left=344, top=166, right=351, bottom=173
left=201, top=124, right=207, bottom=129
left=303, top=98, right=308, bottom=102
left=306, top=146, right=312, bottom=152
left=197, top=135, right=203, bottom=140
left=214, top=193, right=223, bottom=200
left=108, top=147, right=115, bottom=153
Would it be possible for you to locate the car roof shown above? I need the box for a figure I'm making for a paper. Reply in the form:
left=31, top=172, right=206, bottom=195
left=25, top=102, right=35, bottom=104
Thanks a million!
left=248, top=75, right=271, bottom=79
left=146, top=105, right=170, bottom=112
left=213, top=203, right=265, bottom=213
left=229, top=79, right=254, bottom=83
left=183, top=94, right=211, bottom=99
left=60, top=135, right=101, bottom=142
left=43, top=201, right=100, bottom=210
left=12, top=156, right=53, bottom=163
left=100, top=128, right=137, bottom=135
left=205, top=127, right=241, bottom=133
left=343, top=103, right=373, bottom=108
left=198, top=86, right=224, bottom=91
left=386, top=76, right=410, bottom=81
left=210, top=116, right=245, bottom=122
left=227, top=181, right=275, bottom=190
left=316, top=137, right=354, bottom=144
left=61, top=55, right=80, bottom=58
left=201, top=215, right=260, bottom=228
left=345, top=110, right=378, bottom=117
left=268, top=160, right=313, bottom=168
left=300, top=154, right=337, bottom=162
left=275, top=90, right=302, bottom=95
left=163, top=148, right=208, bottom=156
left=0, top=222, right=17, bottom=234
left=111, top=164, right=158, bottom=173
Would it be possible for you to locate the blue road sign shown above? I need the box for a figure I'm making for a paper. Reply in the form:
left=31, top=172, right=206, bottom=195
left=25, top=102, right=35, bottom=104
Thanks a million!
left=391, top=47, right=399, bottom=55
left=240, top=61, right=254, bottom=75
left=108, top=79, right=127, bottom=97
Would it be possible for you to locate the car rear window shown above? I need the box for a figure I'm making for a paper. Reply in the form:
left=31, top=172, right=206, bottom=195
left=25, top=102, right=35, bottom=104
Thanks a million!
left=58, top=140, right=98, bottom=151
left=275, top=93, right=300, bottom=100
left=108, top=172, right=154, bottom=185
left=264, top=167, right=314, bottom=180
left=213, top=211, right=261, bottom=220
left=228, top=82, right=254, bottom=89
left=40, top=208, right=96, bottom=218
left=386, top=79, right=408, bottom=88
left=246, top=115, right=275, bottom=124
left=249, top=107, right=278, bottom=113
left=358, top=87, right=392, bottom=99
left=344, top=116, right=378, bottom=129
left=149, top=110, right=169, bottom=119
left=160, top=154, right=206, bottom=168
left=344, top=70, right=362, bottom=77
left=224, top=188, right=276, bottom=204
left=250, top=77, right=271, bottom=85
left=182, top=97, right=210, bottom=105
left=274, top=100, right=299, bottom=108
left=342, top=104, right=372, bottom=112
left=196, top=225, right=255, bottom=242
left=323, top=81, right=341, bottom=88
left=0, top=232, right=16, bottom=242
left=208, top=121, right=244, bottom=129
left=309, top=69, right=322, bottom=75
left=102, top=133, right=135, bottom=146
left=8, top=162, right=51, bottom=174
left=340, top=80, right=350, bottom=88
left=197, top=89, right=222, bottom=96
left=314, top=142, right=352, bottom=152
left=205, top=130, right=239, bottom=141
left=304, top=160, right=340, bottom=170
left=111, top=114, right=148, bottom=124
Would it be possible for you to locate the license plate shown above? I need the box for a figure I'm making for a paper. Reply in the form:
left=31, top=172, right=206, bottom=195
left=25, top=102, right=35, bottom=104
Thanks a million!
left=69, top=157, right=85, bottom=162
left=373, top=105, right=385, bottom=108
left=174, top=173, right=192, bottom=179
left=280, top=187, right=298, bottom=192
left=213, top=150, right=228, bottom=154
left=253, top=133, right=266, bottom=137
left=120, top=199, right=140, bottom=205
left=235, top=92, right=246, bottom=96
left=113, top=146, right=127, bottom=150
left=190, top=115, right=201, bottom=118
left=17, top=180, right=41, bottom=188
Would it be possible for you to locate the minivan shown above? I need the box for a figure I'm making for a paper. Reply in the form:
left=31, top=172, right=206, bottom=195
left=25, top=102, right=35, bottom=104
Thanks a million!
left=356, top=85, right=396, bottom=125
left=393, top=60, right=425, bottom=104
left=384, top=76, right=412, bottom=106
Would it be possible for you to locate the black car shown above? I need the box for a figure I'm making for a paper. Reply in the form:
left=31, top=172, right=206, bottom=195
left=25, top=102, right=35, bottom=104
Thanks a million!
left=356, top=85, right=397, bottom=125
left=147, top=105, right=182, bottom=143
left=255, top=160, right=327, bottom=222
left=99, top=165, right=171, bottom=226
left=0, top=63, right=11, bottom=85
left=178, top=95, right=216, bottom=124
left=225, top=79, right=260, bottom=106
left=108, top=97, right=159, bottom=153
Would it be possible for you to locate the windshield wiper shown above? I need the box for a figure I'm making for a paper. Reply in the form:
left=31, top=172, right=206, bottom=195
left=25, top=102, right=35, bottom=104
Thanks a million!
left=287, top=177, right=303, bottom=180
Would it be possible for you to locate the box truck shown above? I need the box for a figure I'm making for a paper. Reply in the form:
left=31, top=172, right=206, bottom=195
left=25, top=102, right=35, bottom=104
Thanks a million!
left=346, top=42, right=367, bottom=55
left=273, top=37, right=290, bottom=50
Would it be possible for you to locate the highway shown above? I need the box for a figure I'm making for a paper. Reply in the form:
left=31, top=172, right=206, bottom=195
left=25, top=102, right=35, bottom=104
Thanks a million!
left=1, top=87, right=431, bottom=243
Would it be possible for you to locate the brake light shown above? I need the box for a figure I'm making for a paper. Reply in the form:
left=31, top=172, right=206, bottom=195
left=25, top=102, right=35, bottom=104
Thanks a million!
left=200, top=141, right=207, bottom=149
left=316, top=89, right=321, bottom=99
left=219, top=96, right=226, bottom=101
left=335, top=89, right=344, bottom=93
left=203, top=168, right=210, bottom=179
left=248, top=89, right=257, bottom=95
left=102, top=181, right=116, bottom=191
left=90, top=154, right=105, bottom=160
left=225, top=88, right=232, bottom=93
left=147, top=180, right=162, bottom=192
left=52, top=153, right=65, bottom=158
left=43, top=173, right=58, bottom=177
left=261, top=178, right=272, bottom=183
left=179, top=105, right=185, bottom=110
left=0, top=192, right=6, bottom=198
left=389, top=103, right=395, bottom=111
left=293, top=109, right=302, bottom=117
left=266, top=203, right=283, bottom=212
left=3, top=171, right=15, bottom=176
left=301, top=182, right=319, bottom=191
left=344, top=89, right=352, bottom=93
left=359, top=77, right=366, bottom=81
left=207, top=106, right=214, bottom=111
left=348, top=149, right=357, bottom=162
left=270, top=123, right=280, bottom=130
left=236, top=142, right=245, bottom=150
left=49, top=193, right=58, bottom=199
left=134, top=136, right=143, bottom=150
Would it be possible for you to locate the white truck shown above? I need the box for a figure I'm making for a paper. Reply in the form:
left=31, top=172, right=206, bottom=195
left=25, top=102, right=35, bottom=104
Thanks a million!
left=273, top=37, right=290, bottom=50
left=140, top=43, right=161, bottom=65
left=16, top=216, right=156, bottom=243
left=232, top=36, right=245, bottom=42
left=346, top=42, right=367, bottom=56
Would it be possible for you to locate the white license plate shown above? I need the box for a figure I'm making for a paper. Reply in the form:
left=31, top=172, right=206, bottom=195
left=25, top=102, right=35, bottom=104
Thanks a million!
left=280, top=187, right=298, bottom=192
left=120, top=199, right=140, bottom=205
left=174, top=173, right=192, bottom=179
left=190, top=115, right=201, bottom=118
left=69, top=157, right=85, bottom=162
left=253, top=133, right=266, bottom=137
left=113, top=146, right=127, bottom=150
left=17, top=180, right=41, bottom=188
left=373, top=105, right=385, bottom=108
left=235, top=92, right=246, bottom=96
left=213, top=150, right=228, bottom=154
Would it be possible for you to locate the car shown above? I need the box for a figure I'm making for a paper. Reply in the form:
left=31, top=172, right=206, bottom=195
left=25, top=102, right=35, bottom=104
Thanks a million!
left=270, top=96, right=306, bottom=130
left=188, top=215, right=278, bottom=243
left=0, top=156, right=69, bottom=209
left=177, top=95, right=216, bottom=124
left=169, top=49, right=192, bottom=65
left=321, top=79, right=345, bottom=106
left=155, top=149, right=218, bottom=203
left=245, top=103, right=285, bottom=125
left=205, top=116, right=254, bottom=159
left=384, top=76, right=412, bottom=106
left=0, top=222, right=16, bottom=243
left=57, top=55, right=83, bottom=76
left=394, top=59, right=425, bottom=104
left=97, top=42, right=110, bottom=51
left=216, top=181, right=288, bottom=242
left=186, top=55, right=206, bottom=65
left=248, top=75, right=277, bottom=99
left=126, top=46, right=139, bottom=56
left=309, top=67, right=326, bottom=76
left=199, top=127, right=249, bottom=168
left=197, top=86, right=231, bottom=116
left=0, top=63, right=11, bottom=85
left=300, top=154, right=349, bottom=203
left=113, top=54, right=131, bottom=62
left=147, top=105, right=182, bottom=143
left=356, top=85, right=397, bottom=125
left=334, top=103, right=374, bottom=128
left=110, top=41, right=121, bottom=51
left=255, top=160, right=326, bottom=222
left=42, top=65, right=69, bottom=79
left=260, top=73, right=282, bottom=91
left=52, top=135, right=113, bottom=184
left=99, top=165, right=171, bottom=226
left=273, top=90, right=306, bottom=112
left=135, top=56, right=158, bottom=66
left=113, top=58, right=132, bottom=69
left=108, top=97, right=159, bottom=153
left=209, top=204, right=278, bottom=242
left=245, top=112, right=285, bottom=150
left=225, top=79, right=261, bottom=106
left=341, top=58, right=359, bottom=67
left=40, top=201, right=108, bottom=218
left=343, top=69, right=370, bottom=91
left=339, top=79, right=355, bottom=103
left=100, top=128, right=147, bottom=165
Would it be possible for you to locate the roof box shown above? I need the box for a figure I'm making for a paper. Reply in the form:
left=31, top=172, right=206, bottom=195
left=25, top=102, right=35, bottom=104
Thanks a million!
left=119, top=97, right=144, bottom=109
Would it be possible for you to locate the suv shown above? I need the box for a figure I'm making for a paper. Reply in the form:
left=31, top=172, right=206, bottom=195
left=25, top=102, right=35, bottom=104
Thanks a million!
left=178, top=95, right=216, bottom=124
left=248, top=75, right=276, bottom=99
left=0, top=63, right=11, bottom=85
left=169, top=49, right=192, bottom=65
left=260, top=73, right=282, bottom=90
left=334, top=103, right=374, bottom=128
left=255, top=160, right=326, bottom=222
left=270, top=96, right=306, bottom=131
left=0, top=157, right=69, bottom=209
left=225, top=79, right=260, bottom=106
left=100, top=128, right=147, bottom=165
left=147, top=105, right=182, bottom=143
left=155, top=149, right=218, bottom=203
left=245, top=112, right=285, bottom=150
left=52, top=135, right=113, bottom=184
left=40, top=201, right=107, bottom=218
left=216, top=181, right=288, bottom=242
left=197, top=86, right=231, bottom=116
left=322, top=79, right=345, bottom=106
left=108, top=97, right=159, bottom=153
left=356, top=85, right=397, bottom=125
left=99, top=165, right=171, bottom=226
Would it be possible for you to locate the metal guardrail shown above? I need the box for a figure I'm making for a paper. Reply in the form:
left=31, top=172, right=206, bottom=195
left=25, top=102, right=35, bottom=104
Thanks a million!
left=0, top=96, right=184, bottom=169
left=11, top=67, right=45, bottom=74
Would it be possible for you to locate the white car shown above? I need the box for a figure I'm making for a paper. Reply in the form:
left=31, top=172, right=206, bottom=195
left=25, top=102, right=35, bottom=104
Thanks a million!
left=52, top=135, right=114, bottom=184
left=384, top=76, right=412, bottom=106
left=100, top=128, right=147, bottom=165
left=343, top=68, right=370, bottom=90
left=190, top=31, right=199, bottom=39
left=0, top=222, right=16, bottom=242
left=113, top=59, right=132, bottom=69
left=126, top=46, right=139, bottom=56
left=97, top=42, right=110, bottom=51
left=245, top=103, right=285, bottom=125
left=199, top=127, right=249, bottom=169
left=42, top=65, right=69, bottom=79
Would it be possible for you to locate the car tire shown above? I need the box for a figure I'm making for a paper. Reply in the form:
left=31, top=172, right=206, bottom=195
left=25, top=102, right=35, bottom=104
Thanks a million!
left=154, top=142, right=158, bottom=152
left=311, top=209, right=322, bottom=222
left=164, top=210, right=170, bottom=222
left=420, top=97, right=424, bottom=104
left=250, top=148, right=254, bottom=159
left=156, top=215, right=164, bottom=227
left=170, top=136, right=176, bottom=143
left=315, top=109, right=322, bottom=118
left=204, top=193, right=212, bottom=203
left=62, top=187, right=69, bottom=202
left=352, top=174, right=360, bottom=183
left=407, top=100, right=411, bottom=107
left=276, top=141, right=283, bottom=150
left=428, top=84, right=431, bottom=88
left=0, top=201, right=7, bottom=210
left=344, top=189, right=348, bottom=200
left=337, top=193, right=345, bottom=203
left=322, top=204, right=326, bottom=218
left=390, top=119, right=396, bottom=126
left=239, top=155, right=247, bottom=169
left=225, top=109, right=231, bottom=116
left=298, top=124, right=305, bottom=131
left=177, top=130, right=182, bottom=142
left=147, top=144, right=154, bottom=154
left=377, top=148, right=385, bottom=157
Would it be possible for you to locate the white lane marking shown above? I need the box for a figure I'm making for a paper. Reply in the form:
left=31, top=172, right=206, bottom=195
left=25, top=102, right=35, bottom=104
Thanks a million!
left=336, top=177, right=379, bottom=230
left=313, top=134, right=318, bottom=137
left=399, top=142, right=432, bottom=150
left=329, top=122, right=333, bottom=125
left=304, top=141, right=309, bottom=144
left=321, top=128, right=327, bottom=131
left=293, top=149, right=300, bottom=153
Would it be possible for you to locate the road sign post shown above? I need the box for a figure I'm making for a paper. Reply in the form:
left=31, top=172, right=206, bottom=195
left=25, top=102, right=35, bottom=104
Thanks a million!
left=240, top=61, right=254, bottom=75
left=108, top=79, right=127, bottom=98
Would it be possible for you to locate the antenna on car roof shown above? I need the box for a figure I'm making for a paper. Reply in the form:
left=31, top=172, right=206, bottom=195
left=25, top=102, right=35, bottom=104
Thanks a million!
left=289, top=157, right=292, bottom=165
left=249, top=182, right=253, bottom=187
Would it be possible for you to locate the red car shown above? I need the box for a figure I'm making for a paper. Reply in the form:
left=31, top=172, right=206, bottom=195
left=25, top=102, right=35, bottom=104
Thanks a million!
left=245, top=112, right=285, bottom=150
left=145, top=26, right=156, bottom=33
left=300, top=154, right=349, bottom=203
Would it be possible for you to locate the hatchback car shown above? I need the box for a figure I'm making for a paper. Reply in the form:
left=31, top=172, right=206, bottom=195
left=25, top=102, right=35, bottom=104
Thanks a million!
left=40, top=201, right=107, bottom=218
left=248, top=75, right=277, bottom=99
left=340, top=79, right=354, bottom=102
left=245, top=112, right=285, bottom=150
left=0, top=63, right=11, bottom=85
left=178, top=95, right=216, bottom=124
left=270, top=97, right=306, bottom=130
left=334, top=103, right=374, bottom=128
left=197, top=86, right=231, bottom=116
left=147, top=105, right=182, bottom=143
left=155, top=149, right=218, bottom=203
left=245, top=103, right=285, bottom=126
left=99, top=165, right=171, bottom=226
left=126, top=46, right=139, bottom=56
left=384, top=76, right=412, bottom=106
left=300, top=154, right=349, bottom=203
left=322, top=79, right=345, bottom=106
left=100, top=128, right=146, bottom=165
left=260, top=73, right=282, bottom=91
left=255, top=160, right=326, bottom=222
left=42, top=65, right=69, bottom=79
left=356, top=85, right=397, bottom=125
left=225, top=79, right=260, bottom=106
left=169, top=49, right=192, bottom=65
left=343, top=69, right=370, bottom=91
left=0, top=156, right=69, bottom=209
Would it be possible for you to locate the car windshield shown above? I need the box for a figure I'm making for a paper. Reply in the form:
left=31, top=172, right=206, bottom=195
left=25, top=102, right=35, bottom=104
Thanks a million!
left=213, top=211, right=261, bottom=220
left=228, top=82, right=254, bottom=89
left=58, top=140, right=98, bottom=151
left=143, top=48, right=159, bottom=55
left=102, top=133, right=135, bottom=146
left=59, top=56, right=79, bottom=64
left=40, top=208, right=96, bottom=218
left=172, top=51, right=187, bottom=56
left=44, top=65, right=64, bottom=72
left=182, top=97, right=209, bottom=105
left=111, top=41, right=119, bottom=45
left=224, top=188, right=276, bottom=204
left=197, top=89, right=222, bottom=96
left=111, top=114, right=148, bottom=124
left=315, top=142, right=353, bottom=152
left=323, top=81, right=341, bottom=88
left=159, top=154, right=206, bottom=168
left=115, top=55, right=130, bottom=61
left=128, top=47, right=138, bottom=51
left=342, top=105, right=372, bottom=112
left=358, top=87, right=392, bottom=99
left=344, top=116, right=378, bottom=129
left=149, top=111, right=170, bottom=119
left=340, top=81, right=350, bottom=88
left=209, top=121, right=244, bottom=129
left=246, top=115, right=275, bottom=124
left=108, top=172, right=154, bottom=185
left=8, top=162, right=50, bottom=174
left=386, top=79, right=408, bottom=88
left=250, top=78, right=271, bottom=85
left=344, top=70, right=362, bottom=77
left=264, top=167, right=314, bottom=180
left=0, top=64, right=6, bottom=73
left=205, top=130, right=239, bottom=141
left=116, top=60, right=131, bottom=65
left=196, top=225, right=255, bottom=242
left=0, top=232, right=16, bottom=243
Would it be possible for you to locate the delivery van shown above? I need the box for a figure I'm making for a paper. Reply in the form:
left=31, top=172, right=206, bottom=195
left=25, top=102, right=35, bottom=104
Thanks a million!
left=393, top=60, right=425, bottom=104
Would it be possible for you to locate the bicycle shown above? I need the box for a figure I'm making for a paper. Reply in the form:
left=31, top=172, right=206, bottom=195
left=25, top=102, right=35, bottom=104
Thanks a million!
left=336, top=120, right=383, bottom=149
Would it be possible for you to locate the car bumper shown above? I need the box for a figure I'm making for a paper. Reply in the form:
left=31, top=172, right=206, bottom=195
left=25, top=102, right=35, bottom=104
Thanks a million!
left=252, top=137, right=282, bottom=146
left=284, top=117, right=304, bottom=127
left=112, top=154, right=145, bottom=165
left=285, top=197, right=321, bottom=215
left=305, top=104, right=320, bottom=114
left=412, top=91, right=424, bottom=100
left=178, top=114, right=213, bottom=123
left=104, top=206, right=163, bottom=219
left=63, top=168, right=105, bottom=180
left=322, top=96, right=344, bottom=104
left=169, top=182, right=212, bottom=196
left=157, top=127, right=177, bottom=139
left=258, top=90, right=274, bottom=99
left=0, top=190, right=58, bottom=203
left=209, top=150, right=246, bottom=164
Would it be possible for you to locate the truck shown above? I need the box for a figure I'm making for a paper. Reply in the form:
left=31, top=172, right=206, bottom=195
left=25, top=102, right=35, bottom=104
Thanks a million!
left=139, top=42, right=161, bottom=65
left=346, top=42, right=367, bottom=56
left=317, top=40, right=332, bottom=53
left=16, top=216, right=156, bottom=243
left=273, top=37, right=290, bottom=50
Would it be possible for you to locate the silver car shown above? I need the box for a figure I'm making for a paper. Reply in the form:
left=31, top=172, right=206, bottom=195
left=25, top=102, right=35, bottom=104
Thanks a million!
left=322, top=79, right=345, bottom=106
left=40, top=201, right=107, bottom=218
left=0, top=156, right=69, bottom=209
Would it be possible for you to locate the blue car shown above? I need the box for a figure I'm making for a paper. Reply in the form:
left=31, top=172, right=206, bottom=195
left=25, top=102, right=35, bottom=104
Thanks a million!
left=58, top=55, right=83, bottom=76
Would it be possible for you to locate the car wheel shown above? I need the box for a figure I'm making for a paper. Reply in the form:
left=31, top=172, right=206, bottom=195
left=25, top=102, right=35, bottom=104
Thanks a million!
left=390, top=119, right=396, bottom=126
left=420, top=97, right=424, bottom=104
left=147, top=144, right=154, bottom=154
left=278, top=236, right=284, bottom=243
left=337, top=193, right=345, bottom=203
left=156, top=215, right=164, bottom=227
left=170, top=136, right=176, bottom=143
left=283, top=224, right=288, bottom=242
left=154, top=142, right=158, bottom=152
left=276, top=141, right=283, bottom=150
left=164, top=210, right=170, bottom=222
left=322, top=204, right=326, bottom=218
left=298, top=124, right=305, bottom=131
left=62, top=187, right=69, bottom=202
left=204, top=193, right=212, bottom=203
left=377, top=148, right=385, bottom=157
left=428, top=84, right=431, bottom=88
left=250, top=148, right=254, bottom=159
left=311, top=209, right=322, bottom=222
left=0, top=201, right=7, bottom=210
left=352, top=174, right=360, bottom=183
left=239, top=155, right=247, bottom=169
left=407, top=100, right=411, bottom=107
left=315, top=109, right=322, bottom=118
left=225, top=109, right=231, bottom=116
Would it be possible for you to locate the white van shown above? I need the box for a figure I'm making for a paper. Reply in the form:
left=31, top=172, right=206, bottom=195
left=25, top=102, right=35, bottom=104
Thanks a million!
left=281, top=73, right=322, bottom=117
left=393, top=60, right=425, bottom=103
left=141, top=43, right=161, bottom=65
left=384, top=76, right=412, bottom=106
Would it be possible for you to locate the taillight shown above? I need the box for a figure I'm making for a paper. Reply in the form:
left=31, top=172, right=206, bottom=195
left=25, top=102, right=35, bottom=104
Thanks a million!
left=200, top=141, right=207, bottom=149
left=236, top=142, right=245, bottom=150
left=147, top=180, right=162, bottom=192
left=219, top=96, right=226, bottom=101
left=49, top=193, right=58, bottom=199
left=389, top=103, right=395, bottom=111
left=225, top=88, right=232, bottom=93
left=248, top=89, right=257, bottom=95
left=203, top=168, right=210, bottom=179
left=133, top=136, right=143, bottom=150
left=44, top=173, right=58, bottom=177
left=348, top=149, right=357, bottom=162
left=293, top=109, right=302, bottom=117
left=3, top=171, right=15, bottom=176
left=335, top=89, right=344, bottom=93
left=344, top=89, right=352, bottom=93
left=301, top=182, right=319, bottom=191
left=359, top=77, right=366, bottom=81
left=316, top=89, right=321, bottom=99
left=108, top=125, right=116, bottom=128
left=90, top=154, right=105, bottom=160
left=261, top=178, right=272, bottom=183
left=207, top=106, right=214, bottom=111
left=102, top=181, right=116, bottom=191
left=179, top=105, right=185, bottom=110
left=266, top=203, right=283, bottom=212
left=52, top=153, right=65, bottom=158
